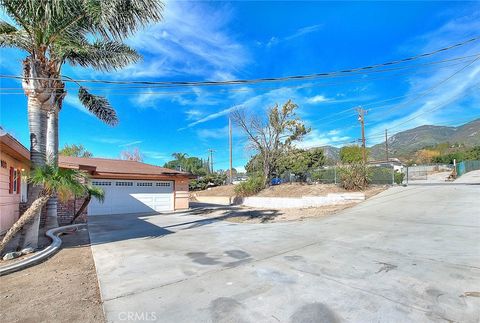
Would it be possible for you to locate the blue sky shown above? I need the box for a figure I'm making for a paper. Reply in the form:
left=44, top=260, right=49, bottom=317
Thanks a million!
left=1, top=1, right=480, bottom=171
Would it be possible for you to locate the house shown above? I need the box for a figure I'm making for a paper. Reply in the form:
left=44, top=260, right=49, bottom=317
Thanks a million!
left=0, top=132, right=29, bottom=235
left=58, top=156, right=192, bottom=220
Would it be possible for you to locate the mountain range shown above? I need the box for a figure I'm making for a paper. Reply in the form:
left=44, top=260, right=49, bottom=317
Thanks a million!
left=320, top=118, right=480, bottom=161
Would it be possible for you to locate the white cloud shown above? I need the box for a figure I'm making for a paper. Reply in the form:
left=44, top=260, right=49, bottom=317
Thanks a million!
left=181, top=105, right=239, bottom=130
left=305, top=95, right=331, bottom=104
left=235, top=165, right=246, bottom=173
left=185, top=109, right=204, bottom=121
left=367, top=11, right=480, bottom=141
left=120, top=1, right=249, bottom=80
left=119, top=140, right=143, bottom=147
left=143, top=151, right=169, bottom=161
left=64, top=95, right=90, bottom=115
left=179, top=85, right=305, bottom=129
left=197, top=126, right=229, bottom=140
left=285, top=24, right=323, bottom=41
left=297, top=129, right=350, bottom=149
left=265, top=24, right=323, bottom=47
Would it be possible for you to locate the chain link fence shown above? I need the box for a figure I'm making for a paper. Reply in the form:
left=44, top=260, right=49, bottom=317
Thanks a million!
left=277, top=165, right=397, bottom=185
left=456, top=160, right=480, bottom=176
left=404, top=164, right=453, bottom=182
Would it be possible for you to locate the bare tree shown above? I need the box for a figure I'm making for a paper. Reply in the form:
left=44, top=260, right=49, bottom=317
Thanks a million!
left=120, top=148, right=144, bottom=162
left=231, top=99, right=309, bottom=185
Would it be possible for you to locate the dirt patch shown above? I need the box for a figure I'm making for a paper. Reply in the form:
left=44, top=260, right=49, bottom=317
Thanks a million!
left=224, top=203, right=359, bottom=223
left=194, top=185, right=387, bottom=224
left=192, top=185, right=237, bottom=197
left=0, top=228, right=104, bottom=323
left=256, top=183, right=346, bottom=197
left=192, top=183, right=387, bottom=199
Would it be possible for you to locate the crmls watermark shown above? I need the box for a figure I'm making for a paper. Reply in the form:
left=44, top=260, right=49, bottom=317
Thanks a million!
left=118, top=312, right=158, bottom=321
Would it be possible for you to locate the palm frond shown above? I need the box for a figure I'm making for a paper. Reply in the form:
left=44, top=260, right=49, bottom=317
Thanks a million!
left=29, top=164, right=87, bottom=201
left=78, top=87, right=118, bottom=126
left=87, top=185, right=105, bottom=203
left=58, top=40, right=141, bottom=71
left=87, top=0, right=165, bottom=40
left=0, top=20, right=30, bottom=50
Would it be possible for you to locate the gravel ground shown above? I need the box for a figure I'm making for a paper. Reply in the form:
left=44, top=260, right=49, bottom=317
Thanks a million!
left=0, top=228, right=104, bottom=323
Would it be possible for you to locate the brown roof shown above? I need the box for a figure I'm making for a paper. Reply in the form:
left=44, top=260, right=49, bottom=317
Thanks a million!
left=59, top=156, right=192, bottom=179
left=0, top=133, right=30, bottom=163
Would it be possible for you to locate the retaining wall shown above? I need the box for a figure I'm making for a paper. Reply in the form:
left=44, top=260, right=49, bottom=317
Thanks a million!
left=240, top=193, right=365, bottom=209
left=192, top=195, right=233, bottom=205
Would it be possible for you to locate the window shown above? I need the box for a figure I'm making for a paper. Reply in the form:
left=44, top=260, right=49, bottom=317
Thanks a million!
left=116, top=181, right=133, bottom=186
left=92, top=181, right=112, bottom=186
left=156, top=182, right=171, bottom=187
left=137, top=182, right=153, bottom=186
left=9, top=168, right=20, bottom=194
left=13, top=169, right=18, bottom=193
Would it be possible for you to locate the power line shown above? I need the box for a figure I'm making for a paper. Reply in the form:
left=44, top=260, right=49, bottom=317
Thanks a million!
left=315, top=56, right=479, bottom=129
left=3, top=52, right=479, bottom=93
left=366, top=55, right=480, bottom=116
left=1, top=36, right=479, bottom=87
left=372, top=82, right=480, bottom=136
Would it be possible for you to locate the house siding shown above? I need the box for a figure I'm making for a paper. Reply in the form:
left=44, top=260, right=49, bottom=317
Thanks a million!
left=0, top=153, right=27, bottom=235
left=174, top=178, right=189, bottom=210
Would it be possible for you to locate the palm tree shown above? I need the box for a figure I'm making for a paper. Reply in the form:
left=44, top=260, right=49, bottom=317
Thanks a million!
left=0, top=0, right=165, bottom=245
left=70, top=186, right=105, bottom=225
left=0, top=165, right=86, bottom=254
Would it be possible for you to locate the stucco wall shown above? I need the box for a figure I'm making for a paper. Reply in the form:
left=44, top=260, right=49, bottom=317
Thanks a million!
left=0, top=153, right=27, bottom=234
left=174, top=178, right=189, bottom=210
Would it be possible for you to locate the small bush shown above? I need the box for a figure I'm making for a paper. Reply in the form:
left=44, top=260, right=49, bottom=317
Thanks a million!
left=338, top=163, right=369, bottom=190
left=234, top=174, right=265, bottom=196
left=394, top=172, right=405, bottom=185
left=310, top=168, right=336, bottom=183
left=189, top=173, right=227, bottom=191
left=369, top=166, right=393, bottom=184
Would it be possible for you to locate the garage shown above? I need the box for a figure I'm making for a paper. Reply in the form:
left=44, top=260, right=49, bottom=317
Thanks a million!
left=57, top=156, right=192, bottom=221
left=88, top=180, right=174, bottom=215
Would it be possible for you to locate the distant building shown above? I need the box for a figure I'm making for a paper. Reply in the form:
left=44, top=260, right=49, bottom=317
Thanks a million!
left=368, top=158, right=405, bottom=172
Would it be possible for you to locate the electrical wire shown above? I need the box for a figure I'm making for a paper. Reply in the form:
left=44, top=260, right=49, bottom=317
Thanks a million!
left=2, top=53, right=478, bottom=95
left=1, top=36, right=479, bottom=87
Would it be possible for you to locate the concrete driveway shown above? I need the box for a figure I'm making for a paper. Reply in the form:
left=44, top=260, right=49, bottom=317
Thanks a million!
left=88, top=183, right=480, bottom=323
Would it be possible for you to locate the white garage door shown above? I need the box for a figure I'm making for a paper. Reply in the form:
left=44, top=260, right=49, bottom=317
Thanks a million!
left=88, top=180, right=174, bottom=215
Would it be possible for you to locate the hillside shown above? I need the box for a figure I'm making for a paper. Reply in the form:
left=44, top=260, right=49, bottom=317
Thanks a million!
left=369, top=118, right=480, bottom=160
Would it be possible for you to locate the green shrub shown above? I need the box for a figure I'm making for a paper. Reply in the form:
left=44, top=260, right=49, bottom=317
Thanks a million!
left=338, top=163, right=369, bottom=190
left=369, top=166, right=393, bottom=184
left=234, top=174, right=265, bottom=196
left=394, top=172, right=405, bottom=185
left=189, top=173, right=227, bottom=191
left=310, top=168, right=336, bottom=183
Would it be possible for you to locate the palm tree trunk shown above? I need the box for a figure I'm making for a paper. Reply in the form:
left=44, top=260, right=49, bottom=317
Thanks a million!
left=20, top=56, right=55, bottom=249
left=45, top=106, right=59, bottom=230
left=70, top=194, right=91, bottom=224
left=0, top=195, right=50, bottom=255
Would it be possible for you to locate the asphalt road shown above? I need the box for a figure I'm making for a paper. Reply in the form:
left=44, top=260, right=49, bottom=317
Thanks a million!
left=89, top=180, right=480, bottom=322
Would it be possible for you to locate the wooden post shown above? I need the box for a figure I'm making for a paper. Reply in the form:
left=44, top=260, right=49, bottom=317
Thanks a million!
left=356, top=107, right=367, bottom=164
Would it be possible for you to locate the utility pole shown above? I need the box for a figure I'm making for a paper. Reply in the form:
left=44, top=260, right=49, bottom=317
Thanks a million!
left=207, top=149, right=215, bottom=173
left=229, top=117, right=233, bottom=184
left=385, top=129, right=389, bottom=161
left=356, top=107, right=367, bottom=164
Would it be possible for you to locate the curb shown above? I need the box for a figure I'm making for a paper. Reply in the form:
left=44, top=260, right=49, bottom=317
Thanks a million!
left=0, top=224, right=86, bottom=276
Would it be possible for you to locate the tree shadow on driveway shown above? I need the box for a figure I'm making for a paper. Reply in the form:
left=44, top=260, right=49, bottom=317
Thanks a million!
left=87, top=205, right=283, bottom=246
left=88, top=213, right=174, bottom=245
